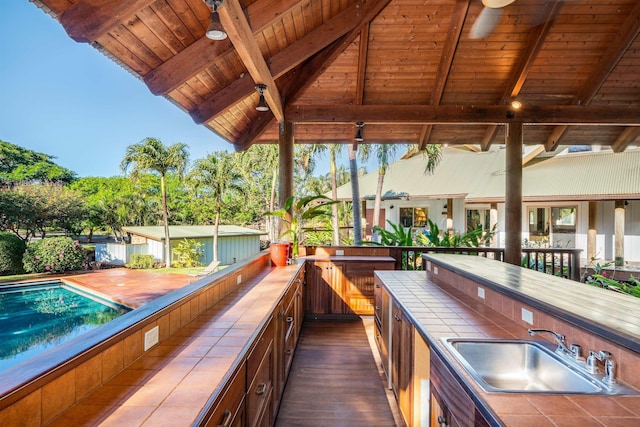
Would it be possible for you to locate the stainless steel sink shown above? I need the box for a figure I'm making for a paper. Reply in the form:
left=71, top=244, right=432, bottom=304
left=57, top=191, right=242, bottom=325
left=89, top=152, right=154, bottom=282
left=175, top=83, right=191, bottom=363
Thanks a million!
left=442, top=338, right=636, bottom=395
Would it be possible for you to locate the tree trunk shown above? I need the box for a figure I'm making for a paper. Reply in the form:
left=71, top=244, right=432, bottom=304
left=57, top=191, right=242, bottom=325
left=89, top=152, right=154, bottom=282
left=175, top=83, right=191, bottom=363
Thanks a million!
left=330, top=152, right=340, bottom=246
left=213, top=194, right=221, bottom=262
left=348, top=145, right=362, bottom=245
left=269, top=167, right=277, bottom=242
left=160, top=174, right=171, bottom=268
left=373, top=170, right=385, bottom=228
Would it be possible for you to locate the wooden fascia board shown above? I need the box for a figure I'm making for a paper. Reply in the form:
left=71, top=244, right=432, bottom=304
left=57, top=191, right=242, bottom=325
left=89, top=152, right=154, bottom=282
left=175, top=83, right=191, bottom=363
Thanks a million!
left=285, top=104, right=640, bottom=126
left=419, top=0, right=469, bottom=150
left=144, top=0, right=303, bottom=96
left=481, top=1, right=562, bottom=151
left=219, top=0, right=283, bottom=121
left=190, top=1, right=378, bottom=125
left=59, top=0, right=156, bottom=43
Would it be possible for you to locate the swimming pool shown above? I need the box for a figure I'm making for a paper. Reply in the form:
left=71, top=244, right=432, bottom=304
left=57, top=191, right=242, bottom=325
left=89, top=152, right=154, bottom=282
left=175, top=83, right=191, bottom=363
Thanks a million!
left=0, top=281, right=132, bottom=372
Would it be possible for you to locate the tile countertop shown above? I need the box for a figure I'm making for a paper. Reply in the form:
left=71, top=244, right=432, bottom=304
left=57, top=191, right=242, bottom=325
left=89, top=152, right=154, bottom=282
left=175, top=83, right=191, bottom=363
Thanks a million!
left=375, top=268, right=640, bottom=427
left=47, top=264, right=301, bottom=427
left=424, top=254, right=640, bottom=354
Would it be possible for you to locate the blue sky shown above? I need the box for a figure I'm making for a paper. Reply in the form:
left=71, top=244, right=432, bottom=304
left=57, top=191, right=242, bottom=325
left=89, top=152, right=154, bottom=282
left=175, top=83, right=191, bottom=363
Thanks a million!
left=2, top=2, right=367, bottom=178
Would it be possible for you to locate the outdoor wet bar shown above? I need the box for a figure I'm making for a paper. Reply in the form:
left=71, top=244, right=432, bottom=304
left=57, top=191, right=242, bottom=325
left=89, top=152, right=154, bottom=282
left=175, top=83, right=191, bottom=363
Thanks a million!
left=373, top=253, right=640, bottom=426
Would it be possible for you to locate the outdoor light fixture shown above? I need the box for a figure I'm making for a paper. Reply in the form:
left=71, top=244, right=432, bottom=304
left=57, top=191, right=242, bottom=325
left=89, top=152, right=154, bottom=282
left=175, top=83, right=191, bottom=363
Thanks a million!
left=355, top=122, right=364, bottom=142
left=511, top=100, right=522, bottom=110
left=255, top=84, right=269, bottom=112
left=204, top=0, right=227, bottom=40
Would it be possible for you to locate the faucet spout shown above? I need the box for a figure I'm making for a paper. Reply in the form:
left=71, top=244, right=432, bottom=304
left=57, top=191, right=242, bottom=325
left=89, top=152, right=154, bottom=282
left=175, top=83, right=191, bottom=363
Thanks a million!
left=528, top=329, right=571, bottom=355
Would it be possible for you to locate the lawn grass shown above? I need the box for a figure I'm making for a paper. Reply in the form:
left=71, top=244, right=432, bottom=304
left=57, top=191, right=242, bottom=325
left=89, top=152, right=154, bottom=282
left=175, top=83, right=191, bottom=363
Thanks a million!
left=0, top=273, right=51, bottom=283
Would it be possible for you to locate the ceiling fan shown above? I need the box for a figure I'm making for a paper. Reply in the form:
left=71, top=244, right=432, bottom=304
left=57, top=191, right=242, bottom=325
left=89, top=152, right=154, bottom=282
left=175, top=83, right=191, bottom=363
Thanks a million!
left=470, top=0, right=564, bottom=39
left=470, top=0, right=515, bottom=39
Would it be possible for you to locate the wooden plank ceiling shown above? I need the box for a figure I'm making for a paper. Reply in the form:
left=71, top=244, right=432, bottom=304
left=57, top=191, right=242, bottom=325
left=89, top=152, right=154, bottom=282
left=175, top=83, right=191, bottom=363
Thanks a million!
left=33, top=0, right=640, bottom=152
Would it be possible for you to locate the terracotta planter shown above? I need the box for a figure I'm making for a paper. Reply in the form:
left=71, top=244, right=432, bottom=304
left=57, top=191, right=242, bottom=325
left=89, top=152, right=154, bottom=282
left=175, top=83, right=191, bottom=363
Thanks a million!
left=270, top=242, right=290, bottom=267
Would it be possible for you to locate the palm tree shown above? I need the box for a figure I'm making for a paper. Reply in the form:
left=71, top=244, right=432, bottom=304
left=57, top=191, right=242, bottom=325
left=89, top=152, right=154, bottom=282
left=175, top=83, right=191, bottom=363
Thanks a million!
left=120, top=137, right=189, bottom=268
left=300, top=144, right=343, bottom=246
left=189, top=151, right=243, bottom=262
left=372, top=144, right=398, bottom=231
left=242, top=145, right=279, bottom=242
left=348, top=143, right=370, bottom=245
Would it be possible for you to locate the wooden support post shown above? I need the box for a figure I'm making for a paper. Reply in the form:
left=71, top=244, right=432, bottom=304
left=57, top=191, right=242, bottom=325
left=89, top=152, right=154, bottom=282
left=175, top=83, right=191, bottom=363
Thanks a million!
left=614, top=200, right=625, bottom=266
left=490, top=202, right=498, bottom=247
left=279, top=121, right=294, bottom=235
left=505, top=123, right=523, bottom=266
left=587, top=201, right=597, bottom=263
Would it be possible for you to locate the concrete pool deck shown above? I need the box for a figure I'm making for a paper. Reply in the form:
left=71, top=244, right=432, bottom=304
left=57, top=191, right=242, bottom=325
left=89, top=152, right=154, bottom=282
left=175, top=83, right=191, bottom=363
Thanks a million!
left=60, top=268, right=192, bottom=308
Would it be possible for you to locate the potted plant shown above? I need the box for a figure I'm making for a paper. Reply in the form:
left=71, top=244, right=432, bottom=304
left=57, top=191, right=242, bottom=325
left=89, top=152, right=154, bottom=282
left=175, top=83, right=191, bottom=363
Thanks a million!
left=266, top=194, right=337, bottom=261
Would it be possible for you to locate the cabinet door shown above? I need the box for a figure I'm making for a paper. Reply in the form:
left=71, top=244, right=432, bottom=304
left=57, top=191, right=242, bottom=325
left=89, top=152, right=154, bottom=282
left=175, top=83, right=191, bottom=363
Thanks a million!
left=391, top=301, right=413, bottom=426
left=345, top=261, right=395, bottom=315
left=305, top=261, right=348, bottom=314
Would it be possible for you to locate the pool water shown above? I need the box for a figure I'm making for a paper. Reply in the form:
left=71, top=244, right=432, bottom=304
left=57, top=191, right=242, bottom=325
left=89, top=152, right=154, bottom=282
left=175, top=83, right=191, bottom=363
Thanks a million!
left=0, top=282, right=131, bottom=372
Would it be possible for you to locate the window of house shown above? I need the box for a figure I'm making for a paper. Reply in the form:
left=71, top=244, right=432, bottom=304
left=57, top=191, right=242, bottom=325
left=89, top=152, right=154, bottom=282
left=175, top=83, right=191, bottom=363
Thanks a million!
left=466, top=209, right=491, bottom=232
left=399, top=207, right=429, bottom=228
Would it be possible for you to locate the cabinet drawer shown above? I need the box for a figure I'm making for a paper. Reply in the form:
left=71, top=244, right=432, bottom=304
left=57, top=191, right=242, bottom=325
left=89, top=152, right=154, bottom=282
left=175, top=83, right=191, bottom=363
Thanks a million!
left=248, top=318, right=274, bottom=382
left=201, top=364, right=246, bottom=427
left=247, top=341, right=273, bottom=427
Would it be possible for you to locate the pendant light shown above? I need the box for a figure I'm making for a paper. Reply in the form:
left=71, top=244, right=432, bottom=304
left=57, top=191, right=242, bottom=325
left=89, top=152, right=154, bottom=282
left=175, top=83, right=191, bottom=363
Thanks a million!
left=205, top=0, right=227, bottom=40
left=255, top=84, right=269, bottom=112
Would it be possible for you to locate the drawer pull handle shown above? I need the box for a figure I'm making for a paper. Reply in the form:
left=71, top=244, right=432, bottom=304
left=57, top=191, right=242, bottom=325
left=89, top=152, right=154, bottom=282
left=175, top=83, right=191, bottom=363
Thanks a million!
left=285, top=349, right=293, bottom=355
left=375, top=284, right=380, bottom=288
left=217, top=409, right=232, bottom=427
left=375, top=306, right=381, bottom=310
left=394, top=314, right=401, bottom=321
left=256, top=383, right=267, bottom=396
left=286, top=316, right=294, bottom=323
left=437, top=415, right=448, bottom=427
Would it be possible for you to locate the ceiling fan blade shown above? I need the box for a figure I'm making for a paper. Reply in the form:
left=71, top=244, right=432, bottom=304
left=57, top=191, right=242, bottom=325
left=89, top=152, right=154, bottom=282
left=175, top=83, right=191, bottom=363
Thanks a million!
left=482, top=0, right=516, bottom=7
left=470, top=7, right=504, bottom=39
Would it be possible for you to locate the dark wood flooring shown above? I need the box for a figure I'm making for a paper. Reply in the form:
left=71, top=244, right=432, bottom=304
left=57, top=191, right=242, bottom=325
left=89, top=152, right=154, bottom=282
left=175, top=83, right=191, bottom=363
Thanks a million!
left=275, top=317, right=401, bottom=427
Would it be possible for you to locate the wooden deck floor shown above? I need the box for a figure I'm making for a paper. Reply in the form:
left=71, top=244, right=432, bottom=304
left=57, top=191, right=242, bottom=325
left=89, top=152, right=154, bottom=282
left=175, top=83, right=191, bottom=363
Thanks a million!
left=275, top=317, right=402, bottom=427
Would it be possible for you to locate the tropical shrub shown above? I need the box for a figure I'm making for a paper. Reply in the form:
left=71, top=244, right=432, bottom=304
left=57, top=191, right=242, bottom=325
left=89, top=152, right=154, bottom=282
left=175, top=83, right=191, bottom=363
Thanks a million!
left=127, top=254, right=156, bottom=269
left=23, top=237, right=89, bottom=273
left=0, top=232, right=26, bottom=275
left=172, top=239, right=204, bottom=267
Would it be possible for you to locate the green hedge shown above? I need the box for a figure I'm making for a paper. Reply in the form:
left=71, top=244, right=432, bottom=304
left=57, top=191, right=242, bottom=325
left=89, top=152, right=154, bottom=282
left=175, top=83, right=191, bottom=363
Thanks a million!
left=127, top=254, right=156, bottom=269
left=0, top=232, right=26, bottom=275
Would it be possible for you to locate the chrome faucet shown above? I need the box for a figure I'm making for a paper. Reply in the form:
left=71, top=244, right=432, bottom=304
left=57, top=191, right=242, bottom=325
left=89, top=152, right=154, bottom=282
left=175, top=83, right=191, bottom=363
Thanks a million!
left=588, top=350, right=617, bottom=384
left=527, top=329, right=572, bottom=356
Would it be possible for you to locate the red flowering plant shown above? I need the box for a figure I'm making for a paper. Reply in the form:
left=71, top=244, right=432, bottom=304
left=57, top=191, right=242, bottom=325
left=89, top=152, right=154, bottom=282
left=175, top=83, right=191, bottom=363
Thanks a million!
left=23, top=237, right=89, bottom=273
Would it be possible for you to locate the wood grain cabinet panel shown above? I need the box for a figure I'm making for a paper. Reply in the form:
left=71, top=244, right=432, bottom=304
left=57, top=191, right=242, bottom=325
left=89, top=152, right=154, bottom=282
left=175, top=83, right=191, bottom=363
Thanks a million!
left=201, top=364, right=246, bottom=427
left=391, top=300, right=414, bottom=427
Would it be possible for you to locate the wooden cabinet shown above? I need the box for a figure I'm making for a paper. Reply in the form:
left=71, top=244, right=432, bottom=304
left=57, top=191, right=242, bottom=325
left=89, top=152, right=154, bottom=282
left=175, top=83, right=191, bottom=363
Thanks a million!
left=201, top=364, right=246, bottom=427
left=246, top=319, right=274, bottom=427
left=391, top=300, right=413, bottom=427
left=374, top=280, right=391, bottom=388
left=273, top=267, right=304, bottom=421
left=306, top=257, right=395, bottom=315
left=430, top=350, right=490, bottom=427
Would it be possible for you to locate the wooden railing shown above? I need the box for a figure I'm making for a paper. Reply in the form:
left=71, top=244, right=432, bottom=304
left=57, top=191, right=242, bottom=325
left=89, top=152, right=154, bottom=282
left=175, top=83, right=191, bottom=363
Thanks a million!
left=304, top=246, right=583, bottom=281
left=393, top=247, right=582, bottom=281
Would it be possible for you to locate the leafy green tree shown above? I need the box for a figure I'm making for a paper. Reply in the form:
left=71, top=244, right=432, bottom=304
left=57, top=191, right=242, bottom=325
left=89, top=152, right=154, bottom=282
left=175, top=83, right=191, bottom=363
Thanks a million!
left=242, top=145, right=279, bottom=241
left=189, top=151, right=243, bottom=262
left=0, top=140, right=76, bottom=185
left=371, top=144, right=399, bottom=230
left=121, top=138, right=189, bottom=267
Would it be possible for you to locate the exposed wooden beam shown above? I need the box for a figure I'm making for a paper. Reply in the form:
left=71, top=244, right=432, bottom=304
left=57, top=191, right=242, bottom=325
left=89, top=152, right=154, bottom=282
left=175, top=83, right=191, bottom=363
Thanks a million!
left=232, top=0, right=392, bottom=151
left=190, top=1, right=370, bottom=124
left=419, top=0, right=469, bottom=150
left=218, top=0, right=283, bottom=121
left=286, top=104, right=640, bottom=125
left=59, top=0, right=155, bottom=43
left=611, top=127, right=640, bottom=153
left=480, top=0, right=562, bottom=151
left=144, top=0, right=301, bottom=95
left=522, top=145, right=545, bottom=166
left=545, top=1, right=640, bottom=151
